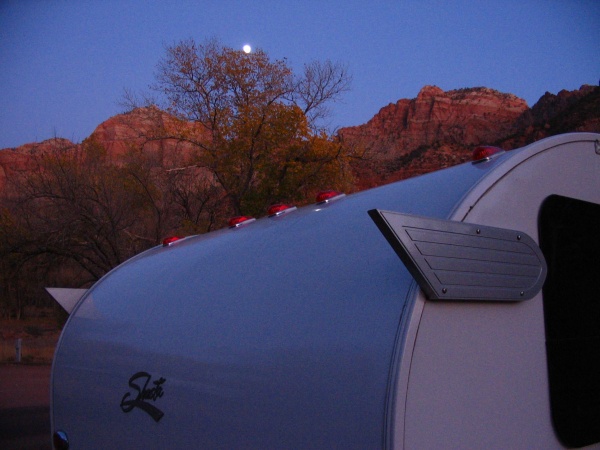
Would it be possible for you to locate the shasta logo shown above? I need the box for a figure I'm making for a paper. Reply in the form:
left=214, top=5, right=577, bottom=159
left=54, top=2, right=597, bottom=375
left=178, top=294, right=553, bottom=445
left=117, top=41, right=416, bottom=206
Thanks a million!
left=120, top=371, right=166, bottom=422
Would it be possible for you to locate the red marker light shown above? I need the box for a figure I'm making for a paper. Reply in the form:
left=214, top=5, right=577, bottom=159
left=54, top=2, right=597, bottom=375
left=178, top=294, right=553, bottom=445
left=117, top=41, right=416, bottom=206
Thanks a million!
left=229, top=216, right=256, bottom=228
left=268, top=203, right=296, bottom=216
left=316, top=190, right=344, bottom=203
left=472, top=146, right=504, bottom=162
left=162, top=236, right=183, bottom=246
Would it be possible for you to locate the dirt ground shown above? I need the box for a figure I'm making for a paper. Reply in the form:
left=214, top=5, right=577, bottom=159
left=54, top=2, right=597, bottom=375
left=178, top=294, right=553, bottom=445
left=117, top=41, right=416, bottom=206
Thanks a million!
left=0, top=315, right=59, bottom=449
left=1, top=315, right=61, bottom=365
left=0, top=364, right=52, bottom=450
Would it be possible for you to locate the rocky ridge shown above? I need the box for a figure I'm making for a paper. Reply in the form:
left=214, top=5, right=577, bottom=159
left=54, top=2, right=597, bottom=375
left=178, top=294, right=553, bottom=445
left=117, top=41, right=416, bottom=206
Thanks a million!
left=340, top=85, right=527, bottom=157
left=1, top=84, right=598, bottom=192
left=340, top=84, right=599, bottom=187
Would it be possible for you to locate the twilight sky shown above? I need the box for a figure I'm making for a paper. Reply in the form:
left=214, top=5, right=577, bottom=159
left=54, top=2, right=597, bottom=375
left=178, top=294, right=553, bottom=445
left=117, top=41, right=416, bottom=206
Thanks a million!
left=1, top=0, right=598, bottom=149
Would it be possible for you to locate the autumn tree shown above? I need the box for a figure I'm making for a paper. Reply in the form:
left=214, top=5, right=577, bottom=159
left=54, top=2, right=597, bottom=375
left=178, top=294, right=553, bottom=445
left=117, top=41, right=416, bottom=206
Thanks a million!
left=0, top=135, right=229, bottom=317
left=144, top=38, right=354, bottom=217
left=1, top=140, right=159, bottom=286
left=122, top=143, right=225, bottom=235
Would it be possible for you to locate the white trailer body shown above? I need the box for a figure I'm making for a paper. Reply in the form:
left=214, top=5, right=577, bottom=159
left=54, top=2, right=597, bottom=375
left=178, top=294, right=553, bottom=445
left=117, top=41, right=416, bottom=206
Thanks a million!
left=50, top=133, right=600, bottom=449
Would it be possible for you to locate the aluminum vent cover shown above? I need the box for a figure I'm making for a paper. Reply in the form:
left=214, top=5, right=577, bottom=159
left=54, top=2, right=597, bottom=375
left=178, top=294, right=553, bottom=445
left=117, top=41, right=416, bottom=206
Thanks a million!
left=369, top=209, right=547, bottom=301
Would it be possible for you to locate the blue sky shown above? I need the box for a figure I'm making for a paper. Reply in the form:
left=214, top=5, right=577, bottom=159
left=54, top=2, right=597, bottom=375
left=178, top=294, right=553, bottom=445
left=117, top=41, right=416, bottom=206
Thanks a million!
left=1, top=0, right=598, bottom=149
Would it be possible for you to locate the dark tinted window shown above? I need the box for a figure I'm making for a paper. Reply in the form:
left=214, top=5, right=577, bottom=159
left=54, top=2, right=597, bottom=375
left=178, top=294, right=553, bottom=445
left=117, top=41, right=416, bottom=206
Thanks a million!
left=539, top=195, right=600, bottom=447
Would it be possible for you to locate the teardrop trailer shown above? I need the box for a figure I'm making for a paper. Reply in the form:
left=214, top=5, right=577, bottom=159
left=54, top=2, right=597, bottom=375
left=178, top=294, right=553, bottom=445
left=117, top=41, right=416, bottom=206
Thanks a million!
left=49, top=132, right=600, bottom=449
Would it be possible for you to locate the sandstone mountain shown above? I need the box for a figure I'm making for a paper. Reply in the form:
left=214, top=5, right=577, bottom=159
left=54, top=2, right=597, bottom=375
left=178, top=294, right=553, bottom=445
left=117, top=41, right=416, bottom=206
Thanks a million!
left=88, top=106, right=202, bottom=164
left=0, top=107, right=199, bottom=191
left=341, top=85, right=527, bottom=155
left=1, top=84, right=598, bottom=192
left=339, top=84, right=599, bottom=188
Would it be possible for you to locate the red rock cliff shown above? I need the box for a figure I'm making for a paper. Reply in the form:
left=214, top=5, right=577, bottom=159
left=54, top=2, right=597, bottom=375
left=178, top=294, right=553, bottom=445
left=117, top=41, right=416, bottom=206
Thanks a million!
left=340, top=85, right=599, bottom=188
left=340, top=85, right=528, bottom=160
left=87, top=106, right=201, bottom=166
left=1, top=85, right=598, bottom=193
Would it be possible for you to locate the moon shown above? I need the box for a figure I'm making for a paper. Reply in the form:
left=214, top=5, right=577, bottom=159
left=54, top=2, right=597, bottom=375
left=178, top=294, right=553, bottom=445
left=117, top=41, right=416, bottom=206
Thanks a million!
left=242, top=44, right=252, bottom=54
